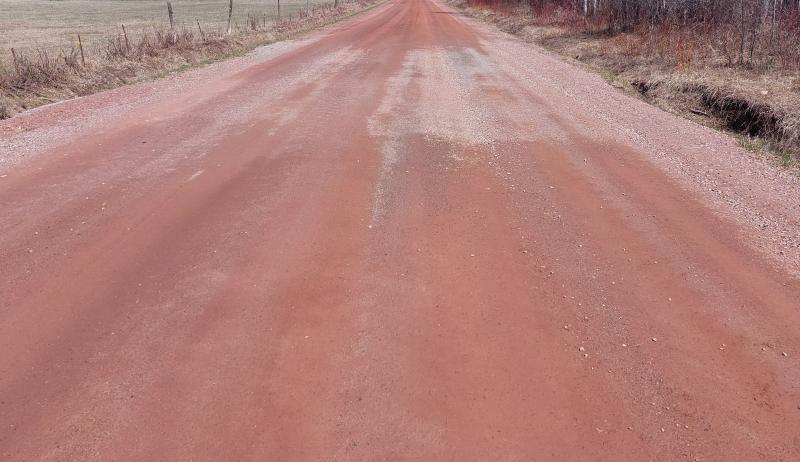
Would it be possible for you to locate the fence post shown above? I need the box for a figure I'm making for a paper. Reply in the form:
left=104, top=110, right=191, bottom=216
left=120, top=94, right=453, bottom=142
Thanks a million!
left=196, top=19, right=206, bottom=41
left=278, top=0, right=281, bottom=19
left=166, top=1, right=174, bottom=29
left=121, top=24, right=130, bottom=51
left=77, top=34, right=86, bottom=66
left=227, top=0, right=234, bottom=34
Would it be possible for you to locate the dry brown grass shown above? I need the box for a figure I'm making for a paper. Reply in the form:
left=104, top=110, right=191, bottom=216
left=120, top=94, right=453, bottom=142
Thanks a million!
left=0, top=0, right=378, bottom=119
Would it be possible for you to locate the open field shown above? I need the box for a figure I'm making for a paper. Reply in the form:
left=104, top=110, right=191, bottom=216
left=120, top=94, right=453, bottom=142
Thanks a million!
left=0, top=0, right=333, bottom=53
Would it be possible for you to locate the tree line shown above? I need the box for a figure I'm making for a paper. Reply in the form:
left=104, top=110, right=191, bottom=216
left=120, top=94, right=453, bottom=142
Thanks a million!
left=469, top=0, right=800, bottom=68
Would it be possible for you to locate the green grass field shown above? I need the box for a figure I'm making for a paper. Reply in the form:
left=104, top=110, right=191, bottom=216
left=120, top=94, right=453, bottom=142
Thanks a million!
left=0, top=0, right=333, bottom=53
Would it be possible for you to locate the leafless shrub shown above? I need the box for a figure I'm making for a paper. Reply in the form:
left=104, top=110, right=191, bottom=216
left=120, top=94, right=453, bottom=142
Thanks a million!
left=247, top=13, right=262, bottom=31
left=105, top=35, right=131, bottom=60
left=3, top=48, right=81, bottom=91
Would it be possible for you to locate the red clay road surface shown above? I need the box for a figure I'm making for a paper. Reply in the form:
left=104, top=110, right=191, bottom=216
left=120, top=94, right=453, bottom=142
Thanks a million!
left=2, top=0, right=800, bottom=460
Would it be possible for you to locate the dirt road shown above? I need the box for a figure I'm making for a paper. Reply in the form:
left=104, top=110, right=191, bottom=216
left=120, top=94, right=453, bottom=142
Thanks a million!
left=1, top=0, right=799, bottom=460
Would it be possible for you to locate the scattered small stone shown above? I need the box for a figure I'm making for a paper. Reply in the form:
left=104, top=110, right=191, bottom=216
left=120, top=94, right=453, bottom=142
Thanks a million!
left=622, top=343, right=627, bottom=347
left=579, top=346, right=586, bottom=352
left=651, top=337, right=658, bottom=342
left=782, top=352, right=789, bottom=357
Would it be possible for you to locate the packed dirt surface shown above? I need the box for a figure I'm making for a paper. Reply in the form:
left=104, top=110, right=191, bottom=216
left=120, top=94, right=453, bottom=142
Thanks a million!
left=1, top=0, right=799, bottom=460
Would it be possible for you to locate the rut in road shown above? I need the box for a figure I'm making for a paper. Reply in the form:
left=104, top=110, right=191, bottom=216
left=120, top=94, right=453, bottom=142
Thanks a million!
left=1, top=0, right=799, bottom=460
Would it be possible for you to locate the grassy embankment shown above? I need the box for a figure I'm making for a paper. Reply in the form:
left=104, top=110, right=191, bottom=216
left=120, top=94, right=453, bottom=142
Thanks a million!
left=451, top=0, right=800, bottom=167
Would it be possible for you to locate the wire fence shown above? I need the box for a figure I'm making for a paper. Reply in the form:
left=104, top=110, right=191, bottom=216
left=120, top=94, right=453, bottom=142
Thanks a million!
left=0, top=0, right=336, bottom=57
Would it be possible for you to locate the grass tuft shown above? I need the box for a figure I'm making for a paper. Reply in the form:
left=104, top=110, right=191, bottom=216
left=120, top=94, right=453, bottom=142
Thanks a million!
left=736, top=134, right=797, bottom=168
